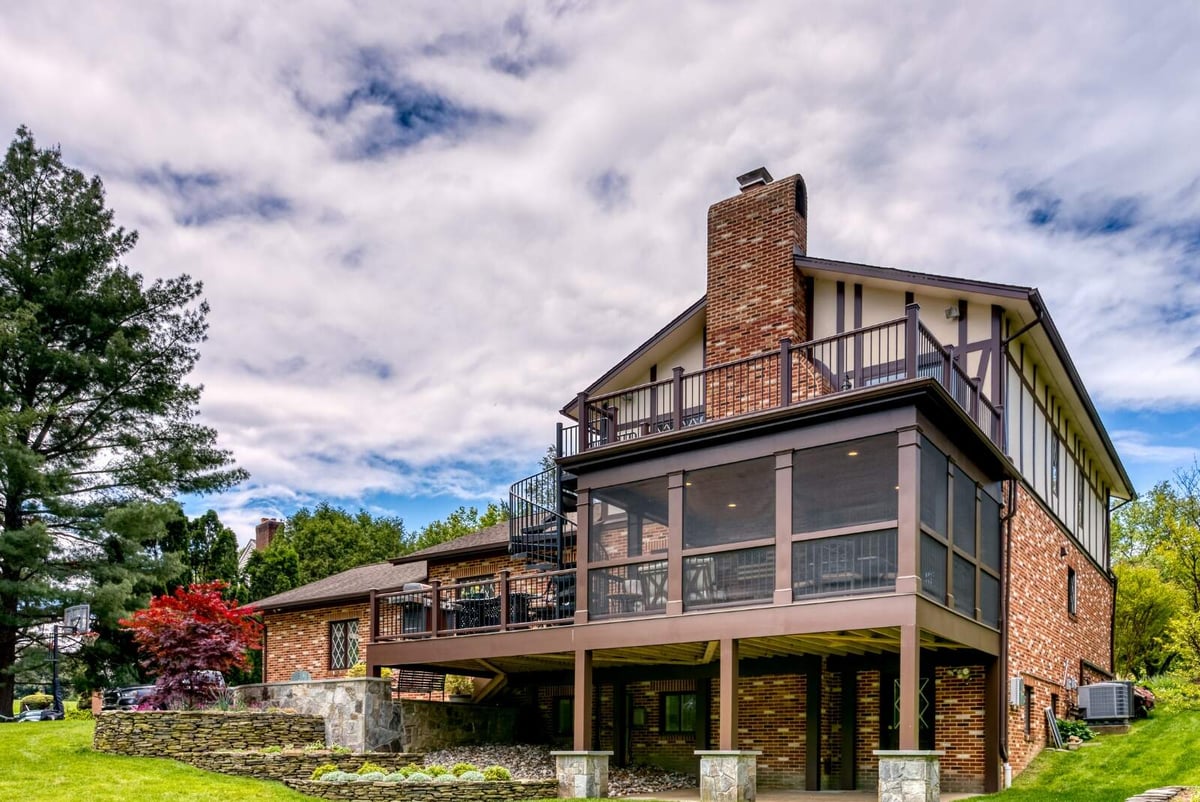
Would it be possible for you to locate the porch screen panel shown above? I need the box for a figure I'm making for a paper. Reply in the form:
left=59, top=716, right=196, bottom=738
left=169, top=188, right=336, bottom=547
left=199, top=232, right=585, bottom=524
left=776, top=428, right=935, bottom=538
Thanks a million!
left=792, top=435, right=897, bottom=533
left=980, top=493, right=1001, bottom=571
left=792, top=529, right=897, bottom=598
left=920, top=438, right=948, bottom=536
left=590, top=476, right=669, bottom=560
left=684, top=457, right=773, bottom=548
left=980, top=572, right=1000, bottom=628
left=952, top=466, right=976, bottom=556
left=953, top=555, right=975, bottom=616
left=920, top=534, right=947, bottom=601
left=683, top=546, right=773, bottom=609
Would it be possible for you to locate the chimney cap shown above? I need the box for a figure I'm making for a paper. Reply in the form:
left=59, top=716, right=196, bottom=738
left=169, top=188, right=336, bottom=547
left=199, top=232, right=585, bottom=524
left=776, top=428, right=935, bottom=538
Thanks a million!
left=736, top=167, right=774, bottom=191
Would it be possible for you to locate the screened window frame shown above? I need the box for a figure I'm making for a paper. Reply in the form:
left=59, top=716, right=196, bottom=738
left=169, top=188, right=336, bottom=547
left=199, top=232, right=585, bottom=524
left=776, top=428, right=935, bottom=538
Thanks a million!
left=1067, top=566, right=1078, bottom=616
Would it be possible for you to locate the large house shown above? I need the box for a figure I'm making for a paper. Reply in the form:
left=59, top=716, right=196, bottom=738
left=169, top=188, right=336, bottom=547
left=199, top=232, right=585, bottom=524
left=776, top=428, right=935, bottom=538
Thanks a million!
left=257, top=169, right=1130, bottom=796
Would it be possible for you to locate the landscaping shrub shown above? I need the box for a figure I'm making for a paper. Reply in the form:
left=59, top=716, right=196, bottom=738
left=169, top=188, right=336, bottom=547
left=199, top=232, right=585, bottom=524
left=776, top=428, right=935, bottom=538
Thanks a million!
left=482, top=765, right=512, bottom=781
left=330, top=744, right=351, bottom=755
left=345, top=662, right=393, bottom=679
left=425, top=764, right=449, bottom=777
left=260, top=745, right=283, bottom=754
left=1057, top=718, right=1095, bottom=741
left=356, top=761, right=387, bottom=775
left=399, top=763, right=423, bottom=776
left=358, top=771, right=386, bottom=782
left=383, top=772, right=407, bottom=782
left=311, top=764, right=339, bottom=781
left=64, top=708, right=93, bottom=721
left=20, top=693, right=54, bottom=711
left=301, top=741, right=327, bottom=751
left=450, top=761, right=478, bottom=776
left=1147, top=672, right=1200, bottom=712
left=458, top=770, right=486, bottom=782
left=321, top=771, right=357, bottom=783
left=405, top=772, right=432, bottom=783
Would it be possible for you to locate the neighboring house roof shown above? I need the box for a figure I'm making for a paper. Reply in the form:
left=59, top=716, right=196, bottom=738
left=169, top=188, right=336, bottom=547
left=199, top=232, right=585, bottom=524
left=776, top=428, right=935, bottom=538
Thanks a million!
left=390, top=520, right=511, bottom=564
left=253, top=559, right=428, bottom=612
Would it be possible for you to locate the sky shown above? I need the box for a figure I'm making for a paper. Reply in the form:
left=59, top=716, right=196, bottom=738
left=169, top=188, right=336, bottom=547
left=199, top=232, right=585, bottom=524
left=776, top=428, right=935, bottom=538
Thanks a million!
left=1, top=2, right=1198, bottom=545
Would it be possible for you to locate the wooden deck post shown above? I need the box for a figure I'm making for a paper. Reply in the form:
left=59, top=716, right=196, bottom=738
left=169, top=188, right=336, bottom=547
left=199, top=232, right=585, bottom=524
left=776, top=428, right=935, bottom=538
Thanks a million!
left=718, top=638, right=739, bottom=750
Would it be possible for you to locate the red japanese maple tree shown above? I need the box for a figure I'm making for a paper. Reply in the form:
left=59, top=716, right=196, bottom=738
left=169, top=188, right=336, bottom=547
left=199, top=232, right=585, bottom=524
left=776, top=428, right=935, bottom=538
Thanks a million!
left=120, top=581, right=261, bottom=708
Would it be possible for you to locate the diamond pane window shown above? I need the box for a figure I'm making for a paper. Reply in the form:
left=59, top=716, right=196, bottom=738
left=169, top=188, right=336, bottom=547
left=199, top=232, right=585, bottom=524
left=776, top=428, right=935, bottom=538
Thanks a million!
left=329, top=619, right=359, bottom=670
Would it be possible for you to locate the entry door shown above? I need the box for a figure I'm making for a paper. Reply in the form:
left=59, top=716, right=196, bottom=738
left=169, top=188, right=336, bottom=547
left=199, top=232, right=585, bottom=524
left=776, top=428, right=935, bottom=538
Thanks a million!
left=882, top=675, right=935, bottom=750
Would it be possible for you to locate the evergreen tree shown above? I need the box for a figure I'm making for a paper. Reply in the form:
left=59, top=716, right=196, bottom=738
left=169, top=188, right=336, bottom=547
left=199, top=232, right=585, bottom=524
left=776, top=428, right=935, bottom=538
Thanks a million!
left=0, top=127, right=245, bottom=711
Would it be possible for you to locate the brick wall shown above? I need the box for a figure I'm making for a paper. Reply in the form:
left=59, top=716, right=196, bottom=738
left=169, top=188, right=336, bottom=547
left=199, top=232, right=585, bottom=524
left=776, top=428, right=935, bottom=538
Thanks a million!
left=855, top=670, right=881, bottom=789
left=264, top=603, right=370, bottom=683
left=1005, top=482, right=1114, bottom=775
left=427, top=553, right=529, bottom=585
left=705, top=174, right=808, bottom=372
left=934, top=664, right=986, bottom=793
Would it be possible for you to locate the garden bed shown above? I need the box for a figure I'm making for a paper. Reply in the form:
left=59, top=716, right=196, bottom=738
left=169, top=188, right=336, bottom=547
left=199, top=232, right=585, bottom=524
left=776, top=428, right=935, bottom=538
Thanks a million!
left=186, top=750, right=423, bottom=782
left=284, top=778, right=556, bottom=801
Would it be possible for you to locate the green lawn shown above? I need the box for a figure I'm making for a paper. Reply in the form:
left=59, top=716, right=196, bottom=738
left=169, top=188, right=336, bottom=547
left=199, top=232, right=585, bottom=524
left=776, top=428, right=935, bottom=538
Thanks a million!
left=975, top=709, right=1200, bottom=802
left=0, top=719, right=311, bottom=802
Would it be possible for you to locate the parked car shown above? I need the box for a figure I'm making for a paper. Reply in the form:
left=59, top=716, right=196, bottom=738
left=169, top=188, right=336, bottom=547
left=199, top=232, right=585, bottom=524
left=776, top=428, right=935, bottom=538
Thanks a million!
left=16, top=708, right=63, bottom=721
left=101, top=684, right=156, bottom=710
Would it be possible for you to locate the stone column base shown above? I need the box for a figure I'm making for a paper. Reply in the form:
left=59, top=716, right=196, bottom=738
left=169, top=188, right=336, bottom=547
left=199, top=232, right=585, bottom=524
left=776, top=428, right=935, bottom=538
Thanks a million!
left=551, top=750, right=612, bottom=798
left=696, top=750, right=761, bottom=802
left=873, top=749, right=943, bottom=802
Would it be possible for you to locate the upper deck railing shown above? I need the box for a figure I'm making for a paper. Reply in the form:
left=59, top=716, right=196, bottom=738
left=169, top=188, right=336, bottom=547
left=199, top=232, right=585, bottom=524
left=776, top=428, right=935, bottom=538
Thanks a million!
left=562, top=304, right=1001, bottom=456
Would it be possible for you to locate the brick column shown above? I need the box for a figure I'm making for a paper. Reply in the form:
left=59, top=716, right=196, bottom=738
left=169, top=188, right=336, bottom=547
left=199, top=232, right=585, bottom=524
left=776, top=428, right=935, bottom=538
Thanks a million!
left=874, top=750, right=943, bottom=802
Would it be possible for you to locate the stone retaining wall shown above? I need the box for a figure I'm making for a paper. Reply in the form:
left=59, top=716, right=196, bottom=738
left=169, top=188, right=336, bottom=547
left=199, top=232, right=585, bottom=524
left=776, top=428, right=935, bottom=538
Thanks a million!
left=94, top=711, right=326, bottom=757
left=284, top=779, right=557, bottom=801
left=238, top=678, right=401, bottom=752
left=397, top=699, right=517, bottom=750
left=186, top=751, right=422, bottom=781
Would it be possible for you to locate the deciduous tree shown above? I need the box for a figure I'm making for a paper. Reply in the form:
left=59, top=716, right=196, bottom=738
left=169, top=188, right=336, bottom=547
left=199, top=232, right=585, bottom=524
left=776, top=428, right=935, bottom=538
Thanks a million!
left=120, top=581, right=259, bottom=707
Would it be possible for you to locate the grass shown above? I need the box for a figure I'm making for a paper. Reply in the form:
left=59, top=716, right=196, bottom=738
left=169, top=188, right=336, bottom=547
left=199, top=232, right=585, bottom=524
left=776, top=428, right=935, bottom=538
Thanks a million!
left=0, top=719, right=311, bottom=802
left=975, top=708, right=1200, bottom=802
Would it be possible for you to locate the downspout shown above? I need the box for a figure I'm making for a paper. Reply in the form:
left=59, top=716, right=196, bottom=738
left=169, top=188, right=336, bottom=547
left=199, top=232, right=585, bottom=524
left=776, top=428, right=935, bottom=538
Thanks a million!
left=999, top=478, right=1018, bottom=786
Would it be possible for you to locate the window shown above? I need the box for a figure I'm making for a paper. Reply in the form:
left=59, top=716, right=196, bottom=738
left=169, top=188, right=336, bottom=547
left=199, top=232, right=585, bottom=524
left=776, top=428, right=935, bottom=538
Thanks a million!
left=920, top=438, right=948, bottom=536
left=1067, top=567, right=1078, bottom=616
left=457, top=574, right=497, bottom=597
left=661, top=692, right=697, bottom=734
left=1024, top=685, right=1034, bottom=737
left=1050, top=442, right=1060, bottom=497
left=329, top=619, right=359, bottom=670
left=554, top=697, right=573, bottom=737
left=591, top=476, right=669, bottom=560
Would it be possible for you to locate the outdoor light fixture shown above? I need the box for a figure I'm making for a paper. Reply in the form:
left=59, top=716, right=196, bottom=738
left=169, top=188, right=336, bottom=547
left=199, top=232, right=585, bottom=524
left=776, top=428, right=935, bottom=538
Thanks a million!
left=945, top=306, right=960, bottom=320
left=951, top=667, right=971, bottom=680
left=727, top=503, right=737, bottom=508
left=847, top=450, right=859, bottom=457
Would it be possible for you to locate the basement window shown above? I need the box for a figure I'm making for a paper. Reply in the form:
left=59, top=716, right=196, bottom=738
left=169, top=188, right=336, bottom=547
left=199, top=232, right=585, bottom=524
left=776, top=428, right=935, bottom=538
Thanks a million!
left=554, top=697, right=573, bottom=737
left=661, top=692, right=697, bottom=734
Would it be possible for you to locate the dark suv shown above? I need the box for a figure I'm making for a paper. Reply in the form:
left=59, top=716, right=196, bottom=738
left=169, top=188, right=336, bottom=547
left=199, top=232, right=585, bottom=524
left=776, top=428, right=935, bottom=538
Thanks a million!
left=101, top=685, right=155, bottom=710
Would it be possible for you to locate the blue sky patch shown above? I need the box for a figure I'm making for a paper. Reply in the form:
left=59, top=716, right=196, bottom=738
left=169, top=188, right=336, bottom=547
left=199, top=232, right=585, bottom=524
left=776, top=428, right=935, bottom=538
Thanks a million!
left=138, top=166, right=291, bottom=226
left=587, top=169, right=630, bottom=211
left=1013, top=186, right=1140, bottom=237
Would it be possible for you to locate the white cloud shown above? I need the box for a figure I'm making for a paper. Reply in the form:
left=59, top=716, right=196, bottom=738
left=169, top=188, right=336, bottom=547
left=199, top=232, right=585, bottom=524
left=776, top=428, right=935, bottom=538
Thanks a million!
left=2, top=1, right=1199, bottom=540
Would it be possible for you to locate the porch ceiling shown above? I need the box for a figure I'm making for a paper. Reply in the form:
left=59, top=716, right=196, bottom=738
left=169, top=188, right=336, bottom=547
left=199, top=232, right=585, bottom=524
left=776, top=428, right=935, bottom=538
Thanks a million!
left=397, top=627, right=970, bottom=677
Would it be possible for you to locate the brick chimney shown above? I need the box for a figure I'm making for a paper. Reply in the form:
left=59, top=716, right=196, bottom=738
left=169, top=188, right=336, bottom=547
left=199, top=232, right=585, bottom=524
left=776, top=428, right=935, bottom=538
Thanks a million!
left=255, top=517, right=282, bottom=551
left=705, top=168, right=809, bottom=366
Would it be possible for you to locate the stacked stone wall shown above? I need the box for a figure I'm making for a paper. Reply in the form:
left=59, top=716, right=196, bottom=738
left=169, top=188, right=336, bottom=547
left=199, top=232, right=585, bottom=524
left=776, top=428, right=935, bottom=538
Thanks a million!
left=238, top=677, right=400, bottom=753
left=94, top=711, right=326, bottom=756
left=397, top=699, right=518, bottom=751
left=284, top=779, right=556, bottom=801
